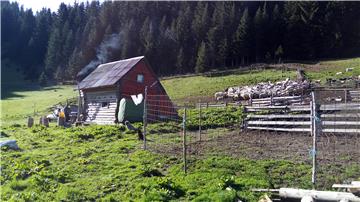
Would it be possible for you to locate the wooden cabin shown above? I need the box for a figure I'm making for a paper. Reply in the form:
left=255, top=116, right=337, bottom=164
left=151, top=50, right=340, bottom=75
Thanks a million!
left=78, top=56, right=175, bottom=125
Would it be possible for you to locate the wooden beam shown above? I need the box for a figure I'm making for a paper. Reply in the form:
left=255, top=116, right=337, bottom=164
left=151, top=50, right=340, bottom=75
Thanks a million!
left=247, top=114, right=310, bottom=119
left=321, top=113, right=360, bottom=118
left=279, top=188, right=360, bottom=201
left=248, top=121, right=310, bottom=125
left=245, top=106, right=310, bottom=112
left=247, top=126, right=311, bottom=132
left=322, top=128, right=360, bottom=133
left=322, top=121, right=360, bottom=126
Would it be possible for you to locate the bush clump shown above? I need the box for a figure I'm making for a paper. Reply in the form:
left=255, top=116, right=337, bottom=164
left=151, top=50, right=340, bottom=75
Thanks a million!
left=66, top=125, right=125, bottom=140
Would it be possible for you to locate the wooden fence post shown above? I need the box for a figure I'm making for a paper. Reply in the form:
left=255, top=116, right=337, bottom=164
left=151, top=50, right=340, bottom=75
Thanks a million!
left=27, top=117, right=34, bottom=127
left=344, top=89, right=347, bottom=104
left=143, top=86, right=148, bottom=150
left=183, top=107, right=187, bottom=174
left=43, top=117, right=49, bottom=127
left=311, top=91, right=319, bottom=188
left=198, top=101, right=202, bottom=142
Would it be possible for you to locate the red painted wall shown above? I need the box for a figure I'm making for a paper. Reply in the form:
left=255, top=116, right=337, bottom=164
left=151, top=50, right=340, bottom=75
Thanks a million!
left=120, top=59, right=177, bottom=121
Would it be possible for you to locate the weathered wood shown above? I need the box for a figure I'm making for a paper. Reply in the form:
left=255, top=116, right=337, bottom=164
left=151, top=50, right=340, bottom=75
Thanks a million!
left=87, top=109, right=116, bottom=113
left=321, top=113, right=360, bottom=118
left=199, top=102, right=202, bottom=141
left=251, top=98, right=303, bottom=104
left=57, top=117, right=65, bottom=126
left=251, top=95, right=302, bottom=102
left=322, top=121, right=360, bottom=126
left=87, top=103, right=117, bottom=106
left=279, top=188, right=360, bottom=201
left=311, top=91, right=318, bottom=187
left=245, top=106, right=310, bottom=112
left=248, top=121, right=310, bottom=125
left=143, top=86, right=147, bottom=150
left=322, top=128, right=360, bottom=133
left=183, top=108, right=187, bottom=174
left=247, top=114, right=310, bottom=119
left=247, top=126, right=311, bottom=132
left=27, top=117, right=34, bottom=127
left=42, top=117, right=49, bottom=127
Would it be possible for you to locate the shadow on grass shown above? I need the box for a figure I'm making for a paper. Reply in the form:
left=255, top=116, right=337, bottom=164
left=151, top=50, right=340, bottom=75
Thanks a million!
left=1, top=84, right=63, bottom=100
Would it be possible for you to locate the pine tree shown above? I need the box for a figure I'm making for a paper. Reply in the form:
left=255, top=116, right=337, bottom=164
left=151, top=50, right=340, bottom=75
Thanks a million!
left=254, top=6, right=264, bottom=62
left=195, top=42, right=208, bottom=73
left=275, top=45, right=284, bottom=63
left=176, top=48, right=185, bottom=74
left=234, top=8, right=252, bottom=65
left=218, top=38, right=229, bottom=67
left=44, top=27, right=62, bottom=79
left=38, top=72, right=48, bottom=86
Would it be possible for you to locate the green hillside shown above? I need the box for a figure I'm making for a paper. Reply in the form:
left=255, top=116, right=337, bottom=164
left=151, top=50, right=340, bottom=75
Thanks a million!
left=1, top=65, right=77, bottom=126
left=1, top=58, right=360, bottom=201
left=1, top=58, right=359, bottom=126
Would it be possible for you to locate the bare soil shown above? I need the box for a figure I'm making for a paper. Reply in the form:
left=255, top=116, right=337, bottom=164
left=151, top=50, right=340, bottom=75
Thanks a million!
left=149, top=129, right=360, bottom=166
left=190, top=130, right=360, bottom=165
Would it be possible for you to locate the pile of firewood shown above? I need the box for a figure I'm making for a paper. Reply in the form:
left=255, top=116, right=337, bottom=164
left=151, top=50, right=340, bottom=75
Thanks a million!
left=215, top=78, right=310, bottom=101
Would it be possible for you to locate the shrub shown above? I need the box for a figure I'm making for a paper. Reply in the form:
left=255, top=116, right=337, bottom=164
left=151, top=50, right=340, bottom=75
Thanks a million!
left=9, top=180, right=29, bottom=191
left=67, top=125, right=124, bottom=140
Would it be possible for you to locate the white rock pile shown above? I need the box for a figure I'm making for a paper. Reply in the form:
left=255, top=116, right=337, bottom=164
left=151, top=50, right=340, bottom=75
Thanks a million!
left=215, top=78, right=310, bottom=101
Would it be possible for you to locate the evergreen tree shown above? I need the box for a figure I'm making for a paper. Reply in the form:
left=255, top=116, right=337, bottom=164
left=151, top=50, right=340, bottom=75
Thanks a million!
left=176, top=48, right=185, bottom=74
left=275, top=45, right=284, bottom=63
left=195, top=42, right=208, bottom=73
left=234, top=8, right=252, bottom=65
left=2, top=1, right=360, bottom=82
left=44, top=28, right=62, bottom=78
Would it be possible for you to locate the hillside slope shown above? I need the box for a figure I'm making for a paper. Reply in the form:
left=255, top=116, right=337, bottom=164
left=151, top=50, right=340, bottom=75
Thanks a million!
left=1, top=58, right=359, bottom=125
left=1, top=65, right=76, bottom=126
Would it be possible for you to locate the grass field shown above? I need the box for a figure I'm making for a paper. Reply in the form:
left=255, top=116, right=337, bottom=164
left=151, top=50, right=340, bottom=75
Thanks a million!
left=306, top=57, right=360, bottom=81
left=1, top=66, right=77, bottom=126
left=162, top=69, right=296, bottom=102
left=2, top=123, right=359, bottom=201
left=1, top=124, right=314, bottom=201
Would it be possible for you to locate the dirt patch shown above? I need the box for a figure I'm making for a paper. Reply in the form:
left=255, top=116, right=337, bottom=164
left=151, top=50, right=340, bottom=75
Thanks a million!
left=148, top=129, right=360, bottom=166
left=188, top=130, right=360, bottom=166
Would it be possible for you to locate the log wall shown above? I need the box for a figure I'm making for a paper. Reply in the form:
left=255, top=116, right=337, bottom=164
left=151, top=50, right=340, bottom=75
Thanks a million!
left=84, top=90, right=117, bottom=125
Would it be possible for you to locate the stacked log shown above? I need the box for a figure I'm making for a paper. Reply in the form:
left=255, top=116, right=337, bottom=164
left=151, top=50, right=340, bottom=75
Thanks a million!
left=215, top=78, right=310, bottom=101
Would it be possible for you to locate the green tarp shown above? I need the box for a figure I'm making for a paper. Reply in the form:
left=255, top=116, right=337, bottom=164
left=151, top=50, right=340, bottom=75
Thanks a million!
left=117, top=98, right=144, bottom=123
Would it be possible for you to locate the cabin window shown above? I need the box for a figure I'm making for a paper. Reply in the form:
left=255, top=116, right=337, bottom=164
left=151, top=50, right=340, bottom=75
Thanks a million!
left=137, top=74, right=144, bottom=83
left=101, top=102, right=109, bottom=108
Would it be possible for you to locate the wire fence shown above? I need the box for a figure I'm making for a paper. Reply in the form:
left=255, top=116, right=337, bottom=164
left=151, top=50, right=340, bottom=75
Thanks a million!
left=143, top=87, right=360, bottom=188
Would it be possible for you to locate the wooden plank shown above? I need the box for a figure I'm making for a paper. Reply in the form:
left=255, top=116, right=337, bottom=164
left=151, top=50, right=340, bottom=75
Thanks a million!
left=320, top=106, right=360, bottom=111
left=321, top=103, right=360, bottom=107
left=251, top=95, right=302, bottom=102
left=87, top=111, right=116, bottom=115
left=247, top=126, right=311, bottom=132
left=251, top=99, right=303, bottom=105
left=322, top=121, right=360, bottom=126
left=247, top=114, right=310, bottom=119
left=322, top=128, right=360, bottom=133
left=248, top=121, right=310, bottom=125
left=87, top=103, right=117, bottom=106
left=321, top=113, right=360, bottom=118
left=245, top=106, right=310, bottom=112
left=87, top=108, right=117, bottom=111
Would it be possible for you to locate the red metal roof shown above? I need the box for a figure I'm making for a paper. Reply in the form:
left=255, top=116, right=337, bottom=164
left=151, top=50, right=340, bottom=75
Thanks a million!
left=78, top=56, right=144, bottom=90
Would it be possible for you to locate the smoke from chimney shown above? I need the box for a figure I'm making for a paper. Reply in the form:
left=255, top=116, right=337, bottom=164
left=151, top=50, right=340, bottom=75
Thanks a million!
left=77, top=33, right=122, bottom=80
